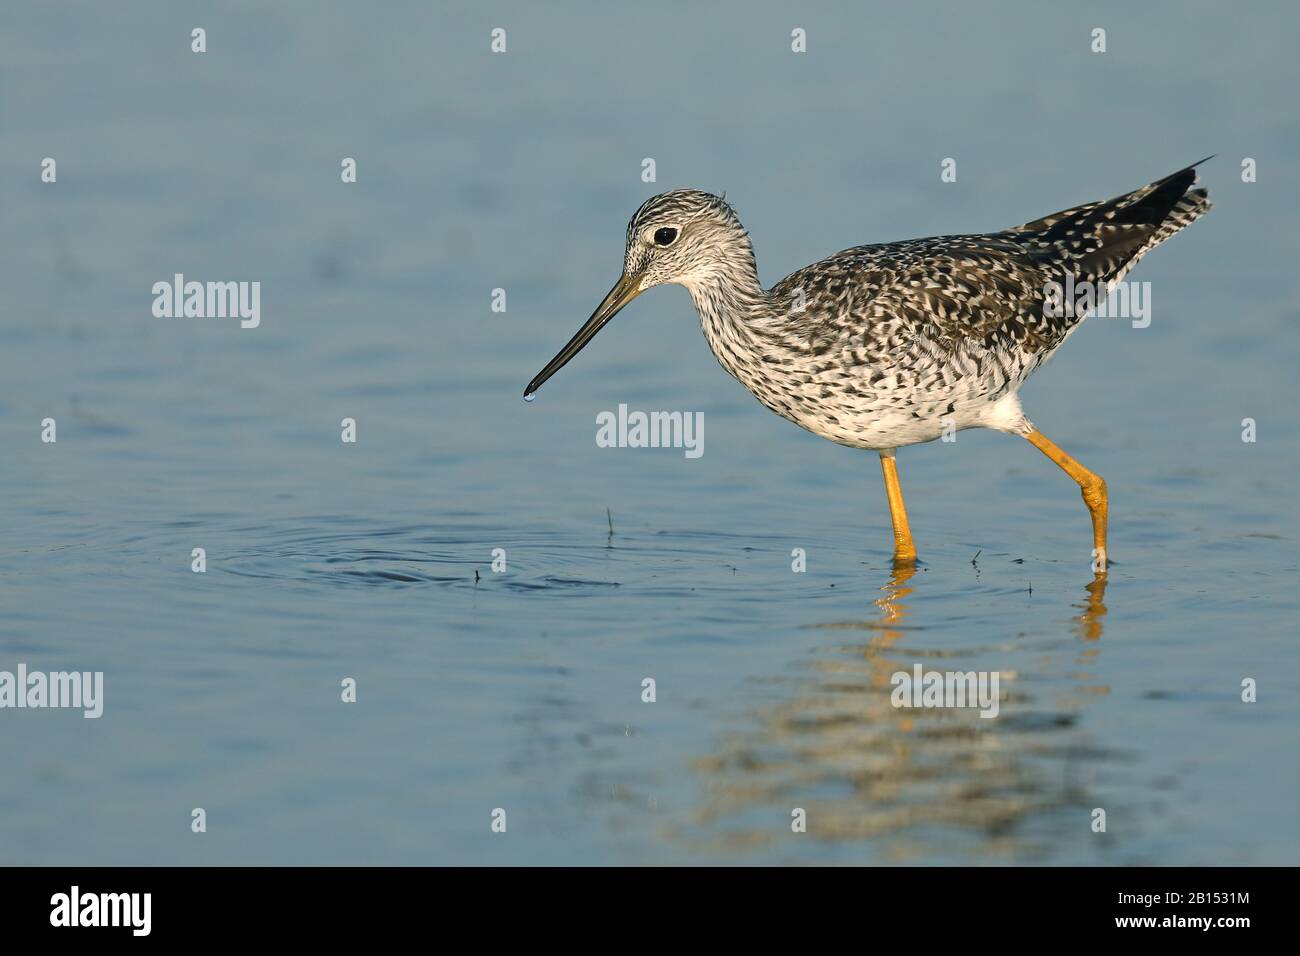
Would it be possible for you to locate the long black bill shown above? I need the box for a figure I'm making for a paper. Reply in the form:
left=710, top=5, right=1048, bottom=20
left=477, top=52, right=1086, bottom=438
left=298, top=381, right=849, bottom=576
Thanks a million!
left=524, top=274, right=643, bottom=399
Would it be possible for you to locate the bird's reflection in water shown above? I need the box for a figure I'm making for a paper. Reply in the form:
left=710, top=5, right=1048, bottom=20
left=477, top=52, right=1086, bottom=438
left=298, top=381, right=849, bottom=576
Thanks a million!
left=685, top=569, right=1115, bottom=861
left=1076, top=575, right=1108, bottom=641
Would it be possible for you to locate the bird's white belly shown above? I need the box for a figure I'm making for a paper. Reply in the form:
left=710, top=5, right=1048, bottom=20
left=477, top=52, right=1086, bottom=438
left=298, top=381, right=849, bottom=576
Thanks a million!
left=754, top=373, right=1031, bottom=451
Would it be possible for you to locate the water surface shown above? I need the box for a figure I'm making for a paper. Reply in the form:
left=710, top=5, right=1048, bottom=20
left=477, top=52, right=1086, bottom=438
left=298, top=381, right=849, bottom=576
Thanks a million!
left=1, top=1, right=1297, bottom=864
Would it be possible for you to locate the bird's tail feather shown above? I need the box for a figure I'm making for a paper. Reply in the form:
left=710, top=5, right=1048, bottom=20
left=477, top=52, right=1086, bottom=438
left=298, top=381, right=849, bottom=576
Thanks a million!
left=1014, top=159, right=1212, bottom=287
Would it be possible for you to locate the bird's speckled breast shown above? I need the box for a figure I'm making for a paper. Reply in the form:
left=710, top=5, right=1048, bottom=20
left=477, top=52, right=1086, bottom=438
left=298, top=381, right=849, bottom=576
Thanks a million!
left=688, top=277, right=1035, bottom=451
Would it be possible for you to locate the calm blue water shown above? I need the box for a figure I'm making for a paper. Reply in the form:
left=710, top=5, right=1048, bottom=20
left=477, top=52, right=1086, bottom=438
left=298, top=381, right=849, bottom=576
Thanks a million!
left=2, top=1, right=1297, bottom=865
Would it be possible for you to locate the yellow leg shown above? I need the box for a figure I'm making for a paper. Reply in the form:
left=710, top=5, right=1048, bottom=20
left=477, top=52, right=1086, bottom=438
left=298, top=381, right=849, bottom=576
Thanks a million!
left=878, top=451, right=917, bottom=568
left=1023, top=429, right=1109, bottom=572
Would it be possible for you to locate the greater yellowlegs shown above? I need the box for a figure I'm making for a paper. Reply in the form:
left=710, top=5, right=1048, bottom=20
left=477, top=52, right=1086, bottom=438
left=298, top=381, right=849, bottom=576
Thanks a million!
left=525, top=162, right=1211, bottom=571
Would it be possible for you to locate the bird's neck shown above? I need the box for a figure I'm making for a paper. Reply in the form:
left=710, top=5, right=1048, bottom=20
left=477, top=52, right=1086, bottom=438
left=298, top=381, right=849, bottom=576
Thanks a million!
left=681, top=247, right=775, bottom=380
left=686, top=248, right=785, bottom=395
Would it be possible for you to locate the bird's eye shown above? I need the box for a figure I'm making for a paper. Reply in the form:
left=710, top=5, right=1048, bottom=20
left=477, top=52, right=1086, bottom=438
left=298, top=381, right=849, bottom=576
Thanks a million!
left=653, top=227, right=678, bottom=246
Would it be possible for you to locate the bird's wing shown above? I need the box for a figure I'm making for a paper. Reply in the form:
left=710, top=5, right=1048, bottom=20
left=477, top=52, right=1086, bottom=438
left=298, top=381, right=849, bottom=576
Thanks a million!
left=771, top=237, right=1061, bottom=362
left=768, top=162, right=1211, bottom=370
left=773, top=167, right=1212, bottom=365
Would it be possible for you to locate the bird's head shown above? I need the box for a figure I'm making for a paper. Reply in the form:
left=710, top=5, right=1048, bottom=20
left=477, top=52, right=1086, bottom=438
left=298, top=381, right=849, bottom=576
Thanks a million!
left=525, top=189, right=750, bottom=399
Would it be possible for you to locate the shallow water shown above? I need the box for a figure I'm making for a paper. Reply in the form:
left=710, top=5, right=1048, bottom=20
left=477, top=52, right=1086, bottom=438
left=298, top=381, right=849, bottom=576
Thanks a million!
left=1, top=1, right=1298, bottom=864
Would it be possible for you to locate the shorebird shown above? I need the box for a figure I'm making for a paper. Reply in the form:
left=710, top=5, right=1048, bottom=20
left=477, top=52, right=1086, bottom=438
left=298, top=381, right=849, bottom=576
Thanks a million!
left=525, top=162, right=1211, bottom=571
